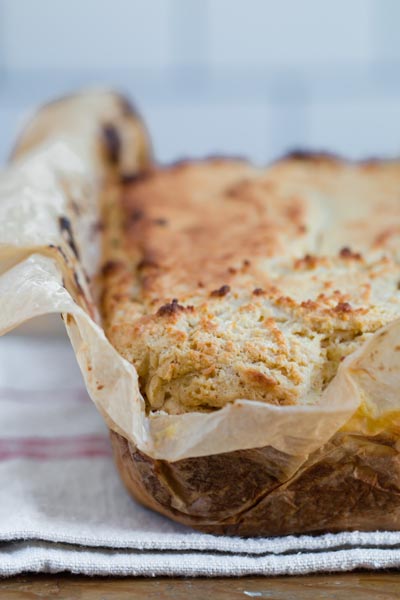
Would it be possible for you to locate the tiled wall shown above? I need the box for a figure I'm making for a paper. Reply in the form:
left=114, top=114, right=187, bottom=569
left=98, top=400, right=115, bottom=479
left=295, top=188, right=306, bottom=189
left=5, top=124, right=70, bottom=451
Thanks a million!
left=0, top=0, right=400, bottom=164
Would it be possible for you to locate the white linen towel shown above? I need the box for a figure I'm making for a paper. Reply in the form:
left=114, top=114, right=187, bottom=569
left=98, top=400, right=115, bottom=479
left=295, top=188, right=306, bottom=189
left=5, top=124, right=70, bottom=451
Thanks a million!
left=1, top=332, right=400, bottom=577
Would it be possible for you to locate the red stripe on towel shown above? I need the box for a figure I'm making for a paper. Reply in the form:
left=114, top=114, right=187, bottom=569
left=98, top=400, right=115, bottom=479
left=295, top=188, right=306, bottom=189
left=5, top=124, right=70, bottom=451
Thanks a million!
left=0, top=434, right=112, bottom=460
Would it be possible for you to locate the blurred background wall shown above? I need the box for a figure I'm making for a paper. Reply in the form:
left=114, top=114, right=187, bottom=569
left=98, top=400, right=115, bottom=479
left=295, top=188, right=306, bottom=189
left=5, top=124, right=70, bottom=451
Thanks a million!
left=0, top=0, right=400, bottom=165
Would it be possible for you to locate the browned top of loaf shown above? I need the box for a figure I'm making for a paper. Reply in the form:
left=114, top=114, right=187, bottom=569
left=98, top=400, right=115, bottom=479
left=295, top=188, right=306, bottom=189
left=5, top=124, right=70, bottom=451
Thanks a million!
left=101, top=155, right=400, bottom=414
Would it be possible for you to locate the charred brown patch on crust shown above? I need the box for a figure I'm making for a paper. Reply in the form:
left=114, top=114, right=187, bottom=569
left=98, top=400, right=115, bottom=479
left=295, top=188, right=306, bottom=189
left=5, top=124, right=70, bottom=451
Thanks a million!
left=334, top=301, right=353, bottom=314
left=58, top=216, right=80, bottom=259
left=156, top=298, right=192, bottom=317
left=157, top=298, right=181, bottom=317
left=284, top=149, right=317, bottom=161
left=153, top=218, right=168, bottom=226
left=225, top=179, right=250, bottom=199
left=253, top=288, right=265, bottom=296
left=137, top=257, right=159, bottom=270
left=339, top=246, right=362, bottom=260
left=210, top=285, right=231, bottom=298
left=281, top=149, right=342, bottom=164
left=102, top=124, right=121, bottom=164
left=128, top=208, right=145, bottom=223
left=101, top=260, right=124, bottom=277
left=294, top=254, right=318, bottom=270
left=121, top=170, right=154, bottom=185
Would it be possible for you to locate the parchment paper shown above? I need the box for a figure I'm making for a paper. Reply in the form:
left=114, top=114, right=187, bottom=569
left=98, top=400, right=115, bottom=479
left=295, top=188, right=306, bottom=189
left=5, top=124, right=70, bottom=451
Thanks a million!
left=0, top=90, right=399, bottom=463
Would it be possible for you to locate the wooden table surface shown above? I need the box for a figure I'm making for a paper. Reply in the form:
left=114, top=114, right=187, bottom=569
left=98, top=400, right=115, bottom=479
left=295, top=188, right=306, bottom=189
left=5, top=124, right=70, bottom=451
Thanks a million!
left=1, top=573, right=400, bottom=599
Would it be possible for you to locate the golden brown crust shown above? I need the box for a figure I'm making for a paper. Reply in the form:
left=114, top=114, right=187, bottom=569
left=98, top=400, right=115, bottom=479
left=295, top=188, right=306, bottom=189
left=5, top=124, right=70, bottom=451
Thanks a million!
left=101, top=156, right=400, bottom=414
left=103, top=156, right=400, bottom=413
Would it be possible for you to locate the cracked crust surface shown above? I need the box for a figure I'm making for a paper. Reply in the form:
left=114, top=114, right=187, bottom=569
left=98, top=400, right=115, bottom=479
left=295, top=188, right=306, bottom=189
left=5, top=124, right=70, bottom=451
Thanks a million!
left=101, top=155, right=400, bottom=413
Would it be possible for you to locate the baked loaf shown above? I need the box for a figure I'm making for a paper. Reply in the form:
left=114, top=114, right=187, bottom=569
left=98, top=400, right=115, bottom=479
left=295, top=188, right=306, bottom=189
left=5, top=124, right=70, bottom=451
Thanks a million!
left=102, top=155, right=400, bottom=413
left=110, top=426, right=400, bottom=536
left=102, top=154, right=400, bottom=535
left=6, top=88, right=400, bottom=534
